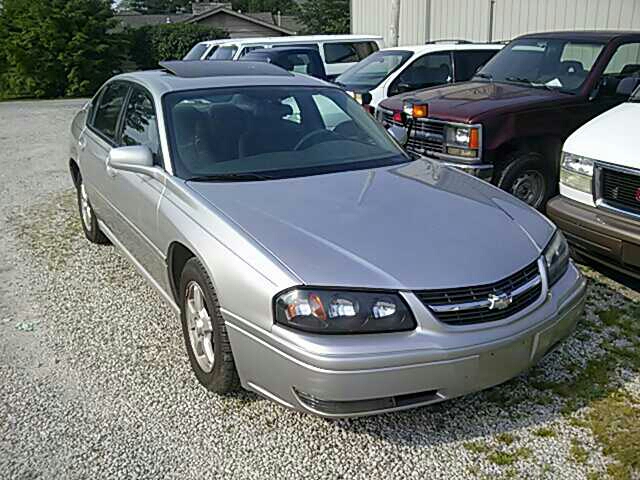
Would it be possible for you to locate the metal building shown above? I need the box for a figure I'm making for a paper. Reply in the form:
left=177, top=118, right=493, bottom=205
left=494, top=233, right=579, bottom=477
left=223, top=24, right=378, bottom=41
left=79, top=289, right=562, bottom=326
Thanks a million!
left=351, top=0, right=640, bottom=45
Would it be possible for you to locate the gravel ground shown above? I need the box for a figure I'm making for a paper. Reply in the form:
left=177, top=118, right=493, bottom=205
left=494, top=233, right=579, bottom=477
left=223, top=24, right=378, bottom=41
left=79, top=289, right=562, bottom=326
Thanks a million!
left=1, top=99, right=638, bottom=480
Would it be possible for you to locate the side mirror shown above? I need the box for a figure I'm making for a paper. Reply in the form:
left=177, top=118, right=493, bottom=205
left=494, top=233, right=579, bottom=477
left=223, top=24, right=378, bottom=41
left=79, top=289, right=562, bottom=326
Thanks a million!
left=616, top=77, right=640, bottom=97
left=386, top=125, right=408, bottom=146
left=107, top=145, right=154, bottom=175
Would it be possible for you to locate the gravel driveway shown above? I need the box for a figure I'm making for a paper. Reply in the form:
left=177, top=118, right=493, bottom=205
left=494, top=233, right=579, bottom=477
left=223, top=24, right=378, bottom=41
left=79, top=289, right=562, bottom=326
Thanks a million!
left=1, top=99, right=638, bottom=480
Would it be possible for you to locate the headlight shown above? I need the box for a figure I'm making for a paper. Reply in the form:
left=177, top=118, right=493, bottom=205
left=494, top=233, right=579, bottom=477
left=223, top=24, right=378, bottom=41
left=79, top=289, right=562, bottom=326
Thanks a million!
left=560, top=152, right=594, bottom=193
left=274, top=288, right=416, bottom=334
left=445, top=125, right=480, bottom=158
left=543, top=230, right=570, bottom=286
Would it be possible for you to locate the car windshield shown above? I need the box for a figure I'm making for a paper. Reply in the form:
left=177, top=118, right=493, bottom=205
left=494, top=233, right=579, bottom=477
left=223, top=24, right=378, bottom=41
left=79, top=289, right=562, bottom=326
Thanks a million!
left=336, top=50, right=413, bottom=90
left=164, top=86, right=409, bottom=181
left=210, top=46, right=238, bottom=60
left=184, top=43, right=208, bottom=61
left=476, top=38, right=605, bottom=93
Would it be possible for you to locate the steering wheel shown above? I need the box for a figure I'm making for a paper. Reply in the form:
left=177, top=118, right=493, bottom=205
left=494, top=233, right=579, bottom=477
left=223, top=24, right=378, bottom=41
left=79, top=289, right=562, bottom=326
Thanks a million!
left=294, top=128, right=342, bottom=151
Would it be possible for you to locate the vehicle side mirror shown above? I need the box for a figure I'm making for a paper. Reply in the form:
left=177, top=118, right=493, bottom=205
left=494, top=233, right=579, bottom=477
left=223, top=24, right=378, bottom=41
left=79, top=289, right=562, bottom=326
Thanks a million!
left=361, top=92, right=373, bottom=106
left=386, top=125, right=408, bottom=146
left=616, top=77, right=640, bottom=97
left=107, top=145, right=154, bottom=175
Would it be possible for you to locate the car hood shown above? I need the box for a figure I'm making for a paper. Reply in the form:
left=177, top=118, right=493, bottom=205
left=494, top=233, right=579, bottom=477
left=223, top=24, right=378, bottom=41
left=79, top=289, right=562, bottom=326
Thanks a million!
left=379, top=81, right=568, bottom=123
left=188, top=161, right=554, bottom=290
left=564, top=102, right=640, bottom=169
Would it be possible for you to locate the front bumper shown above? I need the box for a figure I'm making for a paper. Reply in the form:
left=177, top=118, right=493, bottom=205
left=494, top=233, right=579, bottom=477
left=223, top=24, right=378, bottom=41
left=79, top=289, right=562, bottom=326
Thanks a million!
left=547, top=195, right=640, bottom=279
left=225, top=262, right=586, bottom=418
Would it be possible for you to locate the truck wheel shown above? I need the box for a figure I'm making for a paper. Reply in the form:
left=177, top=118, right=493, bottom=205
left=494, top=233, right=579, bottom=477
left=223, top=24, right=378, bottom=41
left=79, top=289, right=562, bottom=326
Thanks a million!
left=76, top=175, right=110, bottom=244
left=496, top=151, right=551, bottom=210
left=179, top=257, right=239, bottom=394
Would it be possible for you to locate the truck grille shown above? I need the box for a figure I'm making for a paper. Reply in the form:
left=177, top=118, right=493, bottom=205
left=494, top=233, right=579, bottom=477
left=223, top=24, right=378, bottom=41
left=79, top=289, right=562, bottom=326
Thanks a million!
left=381, top=111, right=445, bottom=155
left=414, top=261, right=542, bottom=325
left=600, top=167, right=640, bottom=216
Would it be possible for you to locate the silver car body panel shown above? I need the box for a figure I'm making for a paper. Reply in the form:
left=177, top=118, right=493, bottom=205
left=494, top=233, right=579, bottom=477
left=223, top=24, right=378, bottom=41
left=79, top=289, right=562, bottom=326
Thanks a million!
left=70, top=68, right=584, bottom=417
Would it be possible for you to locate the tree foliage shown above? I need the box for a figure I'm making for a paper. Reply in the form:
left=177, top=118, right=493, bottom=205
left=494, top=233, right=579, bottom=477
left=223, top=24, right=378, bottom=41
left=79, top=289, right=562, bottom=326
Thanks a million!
left=127, top=23, right=227, bottom=70
left=296, top=0, right=350, bottom=35
left=231, top=0, right=299, bottom=15
left=118, top=0, right=192, bottom=14
left=0, top=0, right=124, bottom=99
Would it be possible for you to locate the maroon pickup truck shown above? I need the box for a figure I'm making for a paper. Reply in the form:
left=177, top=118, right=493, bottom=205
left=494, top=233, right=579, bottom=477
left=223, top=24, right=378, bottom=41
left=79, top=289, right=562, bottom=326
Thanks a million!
left=378, top=31, right=640, bottom=209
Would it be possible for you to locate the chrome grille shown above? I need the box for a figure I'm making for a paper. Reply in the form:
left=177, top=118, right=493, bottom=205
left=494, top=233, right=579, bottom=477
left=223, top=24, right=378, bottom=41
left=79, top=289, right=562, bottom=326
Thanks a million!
left=381, top=111, right=445, bottom=154
left=600, top=167, right=640, bottom=216
left=414, top=261, right=542, bottom=325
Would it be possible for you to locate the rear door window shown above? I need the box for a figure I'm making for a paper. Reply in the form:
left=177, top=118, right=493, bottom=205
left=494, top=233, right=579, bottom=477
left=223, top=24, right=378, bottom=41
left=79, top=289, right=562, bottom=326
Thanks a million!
left=454, top=50, right=499, bottom=82
left=281, top=53, right=314, bottom=74
left=324, top=41, right=378, bottom=64
left=239, top=45, right=266, bottom=57
left=91, top=82, right=129, bottom=142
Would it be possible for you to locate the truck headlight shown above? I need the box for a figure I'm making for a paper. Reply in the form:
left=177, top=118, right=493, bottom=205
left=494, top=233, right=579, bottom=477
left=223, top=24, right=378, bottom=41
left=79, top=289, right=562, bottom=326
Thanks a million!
left=274, top=288, right=416, bottom=334
left=445, top=125, right=480, bottom=158
left=543, top=230, right=570, bottom=286
left=560, top=152, right=594, bottom=193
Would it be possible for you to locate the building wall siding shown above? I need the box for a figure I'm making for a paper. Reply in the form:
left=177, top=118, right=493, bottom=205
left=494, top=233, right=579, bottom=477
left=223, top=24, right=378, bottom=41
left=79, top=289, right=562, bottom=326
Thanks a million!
left=352, top=0, right=640, bottom=45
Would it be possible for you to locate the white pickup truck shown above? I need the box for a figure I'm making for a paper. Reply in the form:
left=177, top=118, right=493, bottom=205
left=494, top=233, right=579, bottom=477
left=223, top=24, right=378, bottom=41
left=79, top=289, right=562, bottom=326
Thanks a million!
left=547, top=77, right=640, bottom=279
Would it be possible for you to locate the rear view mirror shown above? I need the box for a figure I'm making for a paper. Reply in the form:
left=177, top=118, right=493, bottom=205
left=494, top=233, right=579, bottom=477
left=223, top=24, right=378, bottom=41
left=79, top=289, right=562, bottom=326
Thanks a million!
left=107, top=145, right=154, bottom=175
left=387, top=125, right=408, bottom=146
left=616, top=77, right=640, bottom=97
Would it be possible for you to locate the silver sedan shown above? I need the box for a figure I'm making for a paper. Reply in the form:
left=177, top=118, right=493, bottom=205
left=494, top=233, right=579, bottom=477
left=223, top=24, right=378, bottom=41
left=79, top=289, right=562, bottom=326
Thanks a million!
left=69, top=61, right=586, bottom=417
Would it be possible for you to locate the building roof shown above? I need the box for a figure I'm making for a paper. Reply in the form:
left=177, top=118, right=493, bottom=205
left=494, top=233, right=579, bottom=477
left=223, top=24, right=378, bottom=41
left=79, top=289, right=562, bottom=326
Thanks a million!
left=185, top=6, right=296, bottom=35
left=245, top=12, right=305, bottom=34
left=115, top=12, right=193, bottom=28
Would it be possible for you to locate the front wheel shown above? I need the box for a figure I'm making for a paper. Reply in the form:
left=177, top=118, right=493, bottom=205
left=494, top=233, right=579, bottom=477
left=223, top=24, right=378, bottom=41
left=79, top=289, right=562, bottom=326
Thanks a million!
left=179, top=257, right=239, bottom=394
left=496, top=151, right=551, bottom=210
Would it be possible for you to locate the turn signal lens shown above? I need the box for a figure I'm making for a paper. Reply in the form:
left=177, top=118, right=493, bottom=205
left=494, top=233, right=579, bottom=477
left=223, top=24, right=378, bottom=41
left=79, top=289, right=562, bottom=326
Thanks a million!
left=469, top=128, right=480, bottom=149
left=412, top=104, right=428, bottom=118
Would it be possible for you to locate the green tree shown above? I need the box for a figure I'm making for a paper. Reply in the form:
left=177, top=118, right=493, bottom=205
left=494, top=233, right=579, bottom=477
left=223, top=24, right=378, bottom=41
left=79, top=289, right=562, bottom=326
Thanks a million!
left=127, top=23, right=227, bottom=69
left=119, top=0, right=192, bottom=13
left=0, top=0, right=124, bottom=99
left=231, top=0, right=299, bottom=15
left=296, top=0, right=349, bottom=35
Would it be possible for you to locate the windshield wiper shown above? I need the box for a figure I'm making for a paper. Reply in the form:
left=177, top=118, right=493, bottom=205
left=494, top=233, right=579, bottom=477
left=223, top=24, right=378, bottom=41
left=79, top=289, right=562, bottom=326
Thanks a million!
left=474, top=72, right=493, bottom=81
left=505, top=76, right=552, bottom=90
left=188, top=172, right=274, bottom=182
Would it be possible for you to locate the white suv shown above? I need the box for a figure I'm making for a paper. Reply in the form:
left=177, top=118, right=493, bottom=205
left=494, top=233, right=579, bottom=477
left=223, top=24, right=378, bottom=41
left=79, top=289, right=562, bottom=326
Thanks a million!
left=335, top=41, right=503, bottom=114
left=547, top=78, right=640, bottom=279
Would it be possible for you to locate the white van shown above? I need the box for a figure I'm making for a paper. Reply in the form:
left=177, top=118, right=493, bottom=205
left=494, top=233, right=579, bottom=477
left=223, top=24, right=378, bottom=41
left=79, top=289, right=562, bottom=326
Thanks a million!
left=185, top=35, right=384, bottom=79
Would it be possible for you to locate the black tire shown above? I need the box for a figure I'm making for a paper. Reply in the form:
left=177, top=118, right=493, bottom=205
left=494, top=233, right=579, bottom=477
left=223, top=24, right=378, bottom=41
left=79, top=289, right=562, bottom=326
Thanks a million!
left=179, top=257, right=239, bottom=394
left=76, top=174, right=110, bottom=244
left=496, top=151, right=553, bottom=211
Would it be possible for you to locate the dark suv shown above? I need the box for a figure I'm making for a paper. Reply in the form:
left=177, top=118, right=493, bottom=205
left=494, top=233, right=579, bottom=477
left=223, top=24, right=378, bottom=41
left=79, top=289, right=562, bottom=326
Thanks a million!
left=378, top=31, right=640, bottom=209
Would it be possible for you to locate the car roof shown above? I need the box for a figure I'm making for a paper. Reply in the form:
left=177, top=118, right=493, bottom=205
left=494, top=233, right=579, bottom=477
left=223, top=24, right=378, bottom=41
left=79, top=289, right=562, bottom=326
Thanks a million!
left=379, top=43, right=503, bottom=55
left=516, top=30, right=640, bottom=42
left=215, top=34, right=383, bottom=46
left=110, top=61, right=333, bottom=96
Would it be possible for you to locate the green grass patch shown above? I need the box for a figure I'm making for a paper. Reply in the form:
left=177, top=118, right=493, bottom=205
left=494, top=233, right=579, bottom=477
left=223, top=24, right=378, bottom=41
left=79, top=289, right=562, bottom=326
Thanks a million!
left=487, top=447, right=532, bottom=466
left=570, top=439, right=589, bottom=464
left=496, top=432, right=517, bottom=445
left=533, top=427, right=556, bottom=438
left=463, top=440, right=490, bottom=455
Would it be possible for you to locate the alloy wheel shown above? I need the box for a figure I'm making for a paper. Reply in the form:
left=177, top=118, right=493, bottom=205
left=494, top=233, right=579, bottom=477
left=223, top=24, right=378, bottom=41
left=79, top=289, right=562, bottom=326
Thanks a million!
left=185, top=281, right=215, bottom=373
left=80, top=183, right=93, bottom=232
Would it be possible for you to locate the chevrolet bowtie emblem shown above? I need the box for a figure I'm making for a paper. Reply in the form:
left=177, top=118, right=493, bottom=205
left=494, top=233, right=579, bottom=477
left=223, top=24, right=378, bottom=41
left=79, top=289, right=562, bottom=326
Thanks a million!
left=488, top=292, right=513, bottom=310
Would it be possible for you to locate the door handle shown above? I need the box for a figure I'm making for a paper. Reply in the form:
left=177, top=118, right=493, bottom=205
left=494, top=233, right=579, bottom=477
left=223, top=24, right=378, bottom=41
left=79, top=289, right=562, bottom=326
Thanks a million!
left=78, top=136, right=87, bottom=150
left=105, top=155, right=116, bottom=177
